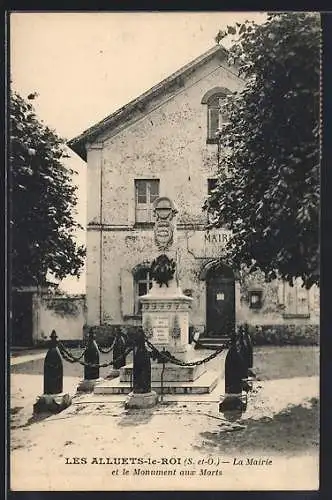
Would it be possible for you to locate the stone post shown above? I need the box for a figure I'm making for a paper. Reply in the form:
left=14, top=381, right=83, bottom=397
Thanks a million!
left=77, top=329, right=102, bottom=392
left=243, top=323, right=254, bottom=372
left=108, top=328, right=127, bottom=379
left=238, top=324, right=254, bottom=391
left=33, top=330, right=72, bottom=413
left=125, top=327, right=158, bottom=409
left=219, top=332, right=247, bottom=413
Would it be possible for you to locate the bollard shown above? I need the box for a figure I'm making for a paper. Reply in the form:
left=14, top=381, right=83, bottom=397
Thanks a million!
left=239, top=324, right=255, bottom=389
left=107, top=328, right=127, bottom=379
left=238, top=325, right=249, bottom=376
left=113, top=331, right=127, bottom=369
left=243, top=323, right=254, bottom=372
left=219, top=331, right=247, bottom=414
left=84, top=329, right=100, bottom=380
left=125, top=327, right=158, bottom=409
left=225, top=331, right=247, bottom=394
left=33, top=330, right=72, bottom=414
left=132, top=327, right=152, bottom=394
left=44, top=329, right=63, bottom=394
left=77, top=329, right=101, bottom=392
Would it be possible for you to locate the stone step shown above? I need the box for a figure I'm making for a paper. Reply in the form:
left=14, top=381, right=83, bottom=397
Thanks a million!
left=118, top=362, right=206, bottom=383
left=195, top=337, right=230, bottom=348
left=94, top=370, right=220, bottom=395
left=199, top=337, right=230, bottom=343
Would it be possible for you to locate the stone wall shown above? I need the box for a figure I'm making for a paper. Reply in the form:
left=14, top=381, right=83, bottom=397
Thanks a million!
left=33, top=294, right=86, bottom=345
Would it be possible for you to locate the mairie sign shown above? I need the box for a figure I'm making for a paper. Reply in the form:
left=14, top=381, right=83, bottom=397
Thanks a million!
left=204, top=230, right=231, bottom=244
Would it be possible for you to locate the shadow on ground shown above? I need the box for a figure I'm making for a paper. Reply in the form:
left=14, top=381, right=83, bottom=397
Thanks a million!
left=118, top=409, right=155, bottom=427
left=195, top=397, right=319, bottom=454
left=11, top=408, right=66, bottom=429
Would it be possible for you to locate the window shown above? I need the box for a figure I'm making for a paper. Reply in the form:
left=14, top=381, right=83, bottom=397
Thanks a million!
left=282, top=279, right=310, bottom=318
left=135, top=179, right=160, bottom=224
left=249, top=290, right=263, bottom=309
left=207, top=95, right=225, bottom=143
left=134, top=267, right=153, bottom=314
left=201, top=87, right=231, bottom=144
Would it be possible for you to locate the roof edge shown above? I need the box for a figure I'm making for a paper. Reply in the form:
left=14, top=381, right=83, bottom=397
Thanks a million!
left=67, top=45, right=228, bottom=161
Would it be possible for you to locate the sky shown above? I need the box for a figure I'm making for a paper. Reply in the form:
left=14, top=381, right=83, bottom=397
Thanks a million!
left=10, top=11, right=266, bottom=293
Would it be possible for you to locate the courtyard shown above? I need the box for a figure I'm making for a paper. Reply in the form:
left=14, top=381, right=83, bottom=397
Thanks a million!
left=10, top=344, right=319, bottom=491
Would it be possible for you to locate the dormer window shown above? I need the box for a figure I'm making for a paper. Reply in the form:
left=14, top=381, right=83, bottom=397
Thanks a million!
left=201, top=87, right=231, bottom=144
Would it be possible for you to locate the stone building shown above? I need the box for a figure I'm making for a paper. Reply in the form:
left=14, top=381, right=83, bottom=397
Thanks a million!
left=69, top=45, right=319, bottom=344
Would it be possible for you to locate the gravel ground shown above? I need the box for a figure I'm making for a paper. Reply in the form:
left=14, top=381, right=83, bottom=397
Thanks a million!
left=9, top=345, right=319, bottom=491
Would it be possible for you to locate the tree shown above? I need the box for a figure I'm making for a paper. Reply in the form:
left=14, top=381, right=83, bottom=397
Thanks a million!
left=207, top=13, right=320, bottom=289
left=9, top=91, right=85, bottom=287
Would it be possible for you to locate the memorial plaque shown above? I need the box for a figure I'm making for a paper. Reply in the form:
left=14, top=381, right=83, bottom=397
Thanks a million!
left=153, top=316, right=169, bottom=344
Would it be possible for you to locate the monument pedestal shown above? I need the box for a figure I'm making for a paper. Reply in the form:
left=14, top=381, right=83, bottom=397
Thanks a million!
left=94, top=280, right=222, bottom=396
left=94, top=370, right=219, bottom=395
left=120, top=362, right=206, bottom=383
left=140, top=279, right=193, bottom=358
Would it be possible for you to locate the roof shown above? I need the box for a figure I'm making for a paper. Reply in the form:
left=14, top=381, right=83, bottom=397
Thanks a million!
left=68, top=45, right=228, bottom=161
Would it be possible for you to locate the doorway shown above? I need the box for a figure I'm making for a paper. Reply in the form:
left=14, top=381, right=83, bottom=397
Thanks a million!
left=206, top=265, right=235, bottom=337
left=11, top=291, right=34, bottom=346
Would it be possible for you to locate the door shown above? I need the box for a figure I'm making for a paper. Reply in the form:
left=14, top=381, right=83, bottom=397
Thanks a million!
left=206, top=277, right=235, bottom=337
left=11, top=291, right=33, bottom=346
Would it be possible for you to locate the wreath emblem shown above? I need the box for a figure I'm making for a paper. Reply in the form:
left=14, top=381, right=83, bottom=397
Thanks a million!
left=150, top=254, right=176, bottom=287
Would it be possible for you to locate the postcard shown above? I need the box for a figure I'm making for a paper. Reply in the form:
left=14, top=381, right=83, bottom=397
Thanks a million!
left=9, top=11, right=320, bottom=491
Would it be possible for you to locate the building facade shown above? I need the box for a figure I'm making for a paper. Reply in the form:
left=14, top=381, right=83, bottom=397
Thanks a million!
left=69, top=46, right=319, bottom=342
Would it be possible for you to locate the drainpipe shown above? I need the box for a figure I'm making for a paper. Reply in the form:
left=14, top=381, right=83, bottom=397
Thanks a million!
left=99, top=148, right=103, bottom=326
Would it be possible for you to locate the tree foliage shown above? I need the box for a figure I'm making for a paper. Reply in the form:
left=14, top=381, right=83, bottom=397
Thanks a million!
left=208, top=13, right=320, bottom=288
left=10, top=91, right=86, bottom=287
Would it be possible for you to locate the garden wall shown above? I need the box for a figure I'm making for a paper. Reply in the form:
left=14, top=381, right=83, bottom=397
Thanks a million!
left=33, top=294, right=86, bottom=345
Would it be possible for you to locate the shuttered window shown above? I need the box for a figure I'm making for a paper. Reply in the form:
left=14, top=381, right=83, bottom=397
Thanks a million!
left=207, top=96, right=225, bottom=143
left=135, top=179, right=160, bottom=223
left=281, top=279, right=310, bottom=318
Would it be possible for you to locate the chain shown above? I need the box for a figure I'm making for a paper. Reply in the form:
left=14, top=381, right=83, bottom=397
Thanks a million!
left=98, top=334, right=118, bottom=354
left=58, top=342, right=87, bottom=362
left=59, top=345, right=83, bottom=364
left=58, top=342, right=133, bottom=368
left=58, top=334, right=230, bottom=369
left=145, top=337, right=230, bottom=367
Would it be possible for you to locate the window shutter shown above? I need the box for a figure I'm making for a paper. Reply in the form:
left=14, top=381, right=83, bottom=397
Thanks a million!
left=120, top=269, right=134, bottom=317
left=285, top=283, right=296, bottom=314
left=208, top=107, right=219, bottom=140
left=297, top=285, right=309, bottom=315
left=277, top=283, right=285, bottom=305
